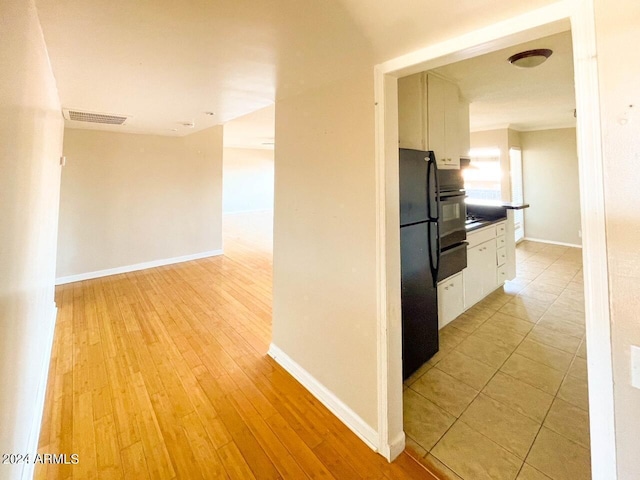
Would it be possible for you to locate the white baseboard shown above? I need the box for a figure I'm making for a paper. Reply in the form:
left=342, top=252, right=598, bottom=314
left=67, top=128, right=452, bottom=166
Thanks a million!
left=379, top=431, right=406, bottom=461
left=55, top=249, right=224, bottom=285
left=523, top=237, right=582, bottom=248
left=21, top=304, right=58, bottom=480
left=267, top=343, right=379, bottom=452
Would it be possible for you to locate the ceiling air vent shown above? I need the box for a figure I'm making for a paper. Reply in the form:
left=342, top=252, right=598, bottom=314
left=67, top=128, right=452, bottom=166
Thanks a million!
left=63, top=109, right=129, bottom=125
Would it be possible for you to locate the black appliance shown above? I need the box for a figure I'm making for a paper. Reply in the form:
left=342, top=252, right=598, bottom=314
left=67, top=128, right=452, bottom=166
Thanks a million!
left=399, top=148, right=468, bottom=380
left=438, top=176, right=467, bottom=252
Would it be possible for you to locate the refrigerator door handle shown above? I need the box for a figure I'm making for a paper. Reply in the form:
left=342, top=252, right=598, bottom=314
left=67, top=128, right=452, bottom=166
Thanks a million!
left=427, top=151, right=441, bottom=287
left=426, top=153, right=439, bottom=222
left=428, top=220, right=440, bottom=288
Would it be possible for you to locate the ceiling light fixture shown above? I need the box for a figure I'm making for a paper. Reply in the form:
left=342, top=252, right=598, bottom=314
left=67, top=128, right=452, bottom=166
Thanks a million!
left=507, top=48, right=553, bottom=68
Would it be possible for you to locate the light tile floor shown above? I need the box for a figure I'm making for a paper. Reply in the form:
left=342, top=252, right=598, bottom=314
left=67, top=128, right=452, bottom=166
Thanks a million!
left=403, top=241, right=591, bottom=480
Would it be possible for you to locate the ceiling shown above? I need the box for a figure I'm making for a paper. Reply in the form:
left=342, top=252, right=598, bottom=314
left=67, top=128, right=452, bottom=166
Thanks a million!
left=35, top=0, right=574, bottom=139
left=35, top=0, right=371, bottom=137
left=339, top=0, right=560, bottom=63
left=431, top=30, right=576, bottom=132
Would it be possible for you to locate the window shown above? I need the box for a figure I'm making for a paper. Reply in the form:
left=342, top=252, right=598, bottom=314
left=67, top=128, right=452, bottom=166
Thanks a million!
left=463, top=148, right=502, bottom=200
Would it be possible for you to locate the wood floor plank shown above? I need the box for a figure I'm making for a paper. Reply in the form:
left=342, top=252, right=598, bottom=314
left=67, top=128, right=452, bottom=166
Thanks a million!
left=94, top=414, right=123, bottom=480
left=120, top=442, right=151, bottom=480
left=57, top=371, right=74, bottom=480
left=227, top=389, right=309, bottom=479
left=129, top=373, right=175, bottom=479
left=36, top=215, right=435, bottom=480
left=217, top=442, right=257, bottom=480
left=72, top=391, right=97, bottom=480
left=312, top=440, right=364, bottom=479
left=181, top=411, right=228, bottom=478
left=263, top=412, right=336, bottom=480
left=103, top=350, right=141, bottom=449
left=198, top=372, right=280, bottom=480
left=149, top=390, right=204, bottom=480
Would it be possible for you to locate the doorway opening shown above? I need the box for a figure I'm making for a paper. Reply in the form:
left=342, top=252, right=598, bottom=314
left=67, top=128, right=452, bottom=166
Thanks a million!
left=398, top=31, right=591, bottom=478
left=222, top=105, right=275, bottom=261
left=374, top=4, right=615, bottom=479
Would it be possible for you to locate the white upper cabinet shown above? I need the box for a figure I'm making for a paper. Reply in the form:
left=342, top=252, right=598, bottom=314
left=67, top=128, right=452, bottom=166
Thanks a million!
left=398, top=72, right=470, bottom=170
left=426, top=74, right=447, bottom=164
left=397, top=74, right=425, bottom=151
left=458, top=97, right=471, bottom=158
left=431, top=74, right=460, bottom=169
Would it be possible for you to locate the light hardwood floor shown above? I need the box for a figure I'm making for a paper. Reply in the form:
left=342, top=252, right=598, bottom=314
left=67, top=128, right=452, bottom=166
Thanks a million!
left=36, top=212, right=436, bottom=480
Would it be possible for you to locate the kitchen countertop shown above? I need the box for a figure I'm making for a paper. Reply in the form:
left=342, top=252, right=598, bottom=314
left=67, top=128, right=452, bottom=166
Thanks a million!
left=465, top=216, right=507, bottom=232
left=465, top=199, right=530, bottom=210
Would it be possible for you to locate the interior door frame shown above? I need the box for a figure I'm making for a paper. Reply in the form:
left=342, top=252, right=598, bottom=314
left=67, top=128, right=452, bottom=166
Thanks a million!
left=373, top=1, right=617, bottom=478
left=509, top=147, right=525, bottom=242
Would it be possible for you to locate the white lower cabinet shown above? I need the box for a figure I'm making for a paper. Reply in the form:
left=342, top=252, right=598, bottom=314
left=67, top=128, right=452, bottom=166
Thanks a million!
left=438, top=272, right=464, bottom=328
left=463, top=239, right=497, bottom=309
left=439, top=220, right=513, bottom=324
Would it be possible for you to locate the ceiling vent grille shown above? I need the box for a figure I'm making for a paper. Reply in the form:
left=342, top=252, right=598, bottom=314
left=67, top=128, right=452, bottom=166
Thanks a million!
left=63, top=109, right=129, bottom=125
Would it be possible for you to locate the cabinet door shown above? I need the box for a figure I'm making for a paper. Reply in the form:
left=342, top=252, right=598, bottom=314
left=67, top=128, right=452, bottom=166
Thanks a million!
left=458, top=98, right=470, bottom=157
left=438, top=273, right=464, bottom=328
left=463, top=244, right=485, bottom=309
left=481, top=239, right=498, bottom=296
left=443, top=81, right=460, bottom=169
left=426, top=74, right=446, bottom=165
left=400, top=73, right=467, bottom=169
left=398, top=73, right=425, bottom=150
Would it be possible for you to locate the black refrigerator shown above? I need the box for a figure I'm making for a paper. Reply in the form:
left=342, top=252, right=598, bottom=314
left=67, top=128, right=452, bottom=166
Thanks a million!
left=400, top=148, right=440, bottom=380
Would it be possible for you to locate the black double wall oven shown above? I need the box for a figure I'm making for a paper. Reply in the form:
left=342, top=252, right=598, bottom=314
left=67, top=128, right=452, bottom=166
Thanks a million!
left=437, top=167, right=468, bottom=281
left=399, top=149, right=467, bottom=380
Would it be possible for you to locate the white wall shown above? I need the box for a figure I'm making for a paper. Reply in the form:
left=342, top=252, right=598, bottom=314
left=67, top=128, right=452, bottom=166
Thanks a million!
left=273, top=68, right=379, bottom=430
left=0, top=0, right=64, bottom=478
left=223, top=148, right=274, bottom=213
left=595, top=0, right=640, bottom=477
left=57, top=127, right=223, bottom=279
left=520, top=128, right=581, bottom=246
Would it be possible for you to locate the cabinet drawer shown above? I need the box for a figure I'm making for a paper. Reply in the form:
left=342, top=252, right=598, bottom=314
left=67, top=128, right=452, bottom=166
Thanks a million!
left=497, top=264, right=508, bottom=285
left=466, top=225, right=496, bottom=248
left=496, top=246, right=507, bottom=267
left=496, top=222, right=506, bottom=236
left=496, top=235, right=506, bottom=249
left=438, top=242, right=467, bottom=281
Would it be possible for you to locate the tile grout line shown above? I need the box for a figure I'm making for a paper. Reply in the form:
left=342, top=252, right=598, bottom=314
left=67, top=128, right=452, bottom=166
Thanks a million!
left=510, top=248, right=584, bottom=478
left=420, top=287, right=549, bottom=477
left=407, top=242, right=587, bottom=480
left=514, top=267, right=589, bottom=479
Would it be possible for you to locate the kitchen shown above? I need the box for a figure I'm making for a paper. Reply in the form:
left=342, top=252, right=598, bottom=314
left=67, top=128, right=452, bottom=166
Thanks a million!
left=397, top=31, right=590, bottom=480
